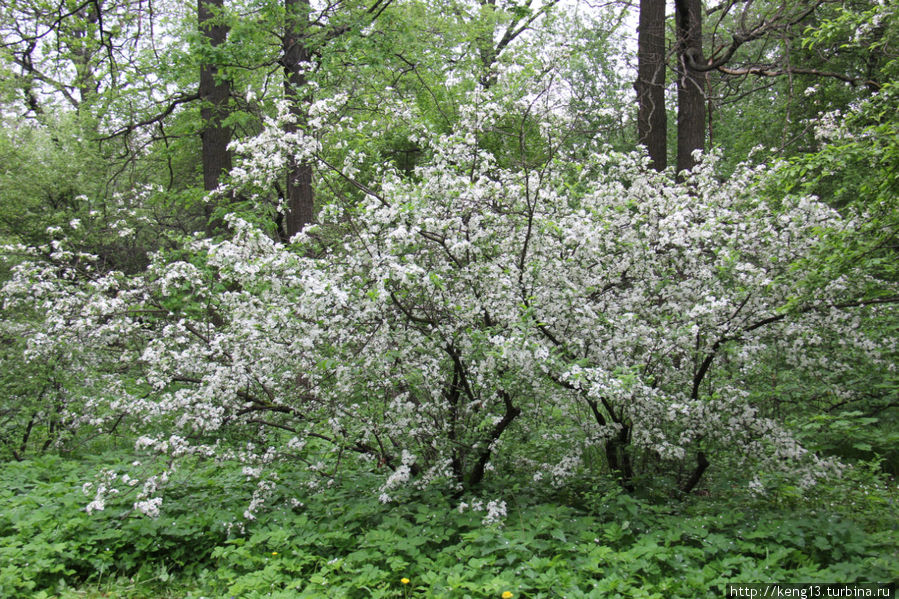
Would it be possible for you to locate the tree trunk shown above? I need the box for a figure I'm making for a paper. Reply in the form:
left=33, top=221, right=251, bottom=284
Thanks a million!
left=681, top=450, right=709, bottom=494
left=69, top=4, right=100, bottom=108
left=675, top=0, right=705, bottom=174
left=606, top=425, right=635, bottom=491
left=283, top=0, right=315, bottom=238
left=198, top=0, right=233, bottom=193
left=635, top=0, right=667, bottom=171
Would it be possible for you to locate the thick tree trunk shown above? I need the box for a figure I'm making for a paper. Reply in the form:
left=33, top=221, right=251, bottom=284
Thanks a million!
left=283, top=0, right=315, bottom=238
left=675, top=0, right=705, bottom=174
left=635, top=0, right=667, bottom=171
left=198, top=0, right=233, bottom=193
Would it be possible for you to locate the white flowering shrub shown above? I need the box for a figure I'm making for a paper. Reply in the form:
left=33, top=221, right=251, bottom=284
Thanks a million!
left=0, top=240, right=142, bottom=460
left=3, top=95, right=896, bottom=513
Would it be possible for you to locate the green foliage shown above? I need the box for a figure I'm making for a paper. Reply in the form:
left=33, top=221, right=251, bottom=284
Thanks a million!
left=0, top=0, right=897, bottom=597
left=0, top=455, right=895, bottom=598
left=0, top=454, right=236, bottom=597
left=0, top=337, right=73, bottom=461
left=798, top=411, right=899, bottom=471
left=775, top=82, right=899, bottom=265
left=0, top=273, right=113, bottom=461
left=0, top=117, right=102, bottom=244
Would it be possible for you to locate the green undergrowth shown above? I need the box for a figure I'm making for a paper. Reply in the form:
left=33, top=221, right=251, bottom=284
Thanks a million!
left=1, top=454, right=896, bottom=598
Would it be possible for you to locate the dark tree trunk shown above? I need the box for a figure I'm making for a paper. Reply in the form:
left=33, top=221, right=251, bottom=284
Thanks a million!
left=681, top=450, right=709, bottom=494
left=606, top=425, right=635, bottom=491
left=283, top=0, right=314, bottom=238
left=675, top=0, right=705, bottom=174
left=635, top=0, right=667, bottom=171
left=466, top=391, right=520, bottom=487
left=198, top=0, right=233, bottom=193
left=587, top=398, right=635, bottom=491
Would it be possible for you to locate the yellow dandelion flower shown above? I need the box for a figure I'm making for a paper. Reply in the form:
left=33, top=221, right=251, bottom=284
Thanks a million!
left=502, top=592, right=514, bottom=599
left=401, top=578, right=411, bottom=585
left=271, top=552, right=278, bottom=555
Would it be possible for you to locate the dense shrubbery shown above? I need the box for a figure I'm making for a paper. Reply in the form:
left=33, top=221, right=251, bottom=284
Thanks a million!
left=1, top=455, right=895, bottom=598
left=0, top=1, right=896, bottom=596
left=5, top=102, right=897, bottom=508
left=1, top=126, right=896, bottom=595
left=2, top=93, right=896, bottom=531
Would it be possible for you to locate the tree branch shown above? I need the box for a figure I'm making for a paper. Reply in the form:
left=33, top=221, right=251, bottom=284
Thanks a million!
left=717, top=65, right=881, bottom=90
left=97, top=92, right=200, bottom=140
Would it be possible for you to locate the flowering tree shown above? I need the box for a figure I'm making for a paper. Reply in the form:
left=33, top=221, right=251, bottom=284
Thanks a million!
left=3, top=79, right=897, bottom=516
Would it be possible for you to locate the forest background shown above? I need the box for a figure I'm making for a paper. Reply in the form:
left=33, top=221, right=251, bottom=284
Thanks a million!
left=0, top=0, right=897, bottom=596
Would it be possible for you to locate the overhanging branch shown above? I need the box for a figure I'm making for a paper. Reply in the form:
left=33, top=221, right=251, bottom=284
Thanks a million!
left=718, top=65, right=881, bottom=90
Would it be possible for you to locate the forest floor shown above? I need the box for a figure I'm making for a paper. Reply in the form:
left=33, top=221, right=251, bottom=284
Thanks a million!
left=1, top=452, right=896, bottom=598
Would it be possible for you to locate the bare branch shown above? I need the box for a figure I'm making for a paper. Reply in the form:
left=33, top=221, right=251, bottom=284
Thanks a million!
left=96, top=92, right=200, bottom=140
left=718, top=65, right=881, bottom=90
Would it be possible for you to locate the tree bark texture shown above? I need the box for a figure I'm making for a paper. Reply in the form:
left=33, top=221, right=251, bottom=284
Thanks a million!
left=198, top=0, right=233, bottom=193
left=283, top=0, right=315, bottom=238
left=675, top=0, right=705, bottom=174
left=635, top=0, right=667, bottom=171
